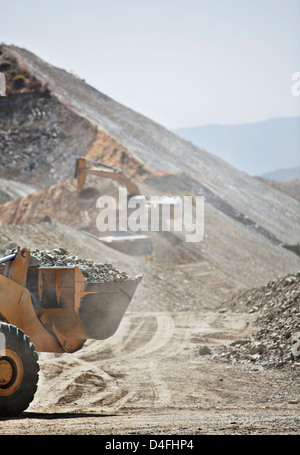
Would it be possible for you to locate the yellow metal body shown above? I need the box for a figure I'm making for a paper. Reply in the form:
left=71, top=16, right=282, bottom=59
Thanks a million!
left=0, top=248, right=141, bottom=353
left=75, top=157, right=140, bottom=197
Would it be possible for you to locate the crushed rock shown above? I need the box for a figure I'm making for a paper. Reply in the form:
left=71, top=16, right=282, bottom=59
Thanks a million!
left=2, top=247, right=130, bottom=283
left=211, top=272, right=300, bottom=370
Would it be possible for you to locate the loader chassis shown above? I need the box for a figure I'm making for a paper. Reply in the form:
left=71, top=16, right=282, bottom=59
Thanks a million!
left=0, top=247, right=141, bottom=416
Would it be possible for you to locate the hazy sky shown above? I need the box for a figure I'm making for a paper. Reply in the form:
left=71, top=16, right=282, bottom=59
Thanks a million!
left=1, top=0, right=300, bottom=129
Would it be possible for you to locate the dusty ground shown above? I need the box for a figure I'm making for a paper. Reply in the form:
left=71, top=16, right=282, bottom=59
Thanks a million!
left=0, top=209, right=298, bottom=437
left=0, top=44, right=299, bottom=437
left=0, top=308, right=299, bottom=435
left=0, top=223, right=299, bottom=435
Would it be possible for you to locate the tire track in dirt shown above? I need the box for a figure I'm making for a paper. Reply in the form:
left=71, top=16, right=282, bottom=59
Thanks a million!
left=147, top=360, right=172, bottom=407
left=124, top=313, right=175, bottom=358
left=84, top=313, right=175, bottom=410
left=33, top=312, right=250, bottom=412
left=99, top=313, right=199, bottom=410
left=56, top=313, right=176, bottom=410
left=80, top=313, right=175, bottom=360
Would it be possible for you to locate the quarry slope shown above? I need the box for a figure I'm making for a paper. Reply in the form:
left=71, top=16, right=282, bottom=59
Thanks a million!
left=3, top=45, right=300, bottom=248
left=0, top=45, right=299, bottom=436
left=0, top=44, right=299, bottom=302
left=0, top=175, right=299, bottom=305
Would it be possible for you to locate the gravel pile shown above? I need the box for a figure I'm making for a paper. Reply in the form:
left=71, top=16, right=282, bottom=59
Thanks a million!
left=3, top=247, right=130, bottom=283
left=212, top=272, right=300, bottom=369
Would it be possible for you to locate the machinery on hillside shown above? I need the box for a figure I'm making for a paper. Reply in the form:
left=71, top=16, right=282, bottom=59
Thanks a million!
left=75, top=157, right=153, bottom=255
left=0, top=247, right=142, bottom=417
left=75, top=156, right=141, bottom=197
left=74, top=157, right=183, bottom=256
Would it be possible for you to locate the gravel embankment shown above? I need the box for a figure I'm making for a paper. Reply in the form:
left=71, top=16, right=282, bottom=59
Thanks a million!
left=212, top=272, right=300, bottom=369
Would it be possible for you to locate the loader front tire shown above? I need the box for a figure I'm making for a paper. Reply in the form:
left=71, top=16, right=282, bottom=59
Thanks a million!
left=0, top=323, right=39, bottom=417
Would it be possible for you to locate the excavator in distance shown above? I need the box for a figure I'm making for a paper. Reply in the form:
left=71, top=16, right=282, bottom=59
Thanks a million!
left=75, top=156, right=141, bottom=198
left=74, top=156, right=183, bottom=257
left=74, top=156, right=154, bottom=256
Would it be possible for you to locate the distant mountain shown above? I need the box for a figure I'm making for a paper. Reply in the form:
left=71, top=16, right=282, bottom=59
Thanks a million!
left=173, top=117, right=300, bottom=178
left=261, top=166, right=300, bottom=182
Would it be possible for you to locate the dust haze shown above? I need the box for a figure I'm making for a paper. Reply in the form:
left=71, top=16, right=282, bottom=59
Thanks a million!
left=0, top=44, right=299, bottom=435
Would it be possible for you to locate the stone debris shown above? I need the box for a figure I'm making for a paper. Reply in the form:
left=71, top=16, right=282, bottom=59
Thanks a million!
left=199, top=345, right=212, bottom=356
left=212, top=272, right=300, bottom=370
left=2, top=247, right=130, bottom=283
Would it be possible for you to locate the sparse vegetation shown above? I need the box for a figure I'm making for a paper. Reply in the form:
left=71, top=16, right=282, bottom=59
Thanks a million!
left=0, top=47, right=45, bottom=95
left=0, top=60, right=11, bottom=70
left=13, top=74, right=26, bottom=88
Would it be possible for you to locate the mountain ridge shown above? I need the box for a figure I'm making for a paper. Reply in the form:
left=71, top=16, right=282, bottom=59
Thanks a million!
left=173, top=117, right=300, bottom=177
left=261, top=165, right=300, bottom=182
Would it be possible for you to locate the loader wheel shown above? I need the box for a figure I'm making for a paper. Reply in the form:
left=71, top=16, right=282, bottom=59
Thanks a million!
left=0, top=323, right=39, bottom=417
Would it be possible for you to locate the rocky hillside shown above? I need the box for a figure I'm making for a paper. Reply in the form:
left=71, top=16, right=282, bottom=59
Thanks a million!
left=0, top=178, right=35, bottom=203
left=258, top=177, right=300, bottom=203
left=0, top=45, right=96, bottom=188
left=214, top=272, right=300, bottom=370
left=0, top=44, right=299, bottom=306
left=3, top=45, right=299, bottom=242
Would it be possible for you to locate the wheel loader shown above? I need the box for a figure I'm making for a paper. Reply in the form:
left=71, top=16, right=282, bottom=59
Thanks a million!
left=0, top=247, right=142, bottom=417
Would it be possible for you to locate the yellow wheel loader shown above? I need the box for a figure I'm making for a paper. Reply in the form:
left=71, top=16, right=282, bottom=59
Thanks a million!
left=0, top=247, right=142, bottom=417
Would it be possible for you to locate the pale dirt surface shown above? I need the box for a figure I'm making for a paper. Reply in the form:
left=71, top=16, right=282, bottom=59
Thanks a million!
left=0, top=224, right=299, bottom=436
left=0, top=45, right=299, bottom=438
left=0, top=309, right=299, bottom=435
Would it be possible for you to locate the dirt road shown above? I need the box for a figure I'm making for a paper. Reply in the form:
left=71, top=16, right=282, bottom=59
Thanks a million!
left=0, top=309, right=299, bottom=435
left=1, top=44, right=299, bottom=439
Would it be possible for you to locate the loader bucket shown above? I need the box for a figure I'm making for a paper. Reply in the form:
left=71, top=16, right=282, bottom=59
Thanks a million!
left=21, top=266, right=142, bottom=352
left=77, top=276, right=142, bottom=340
